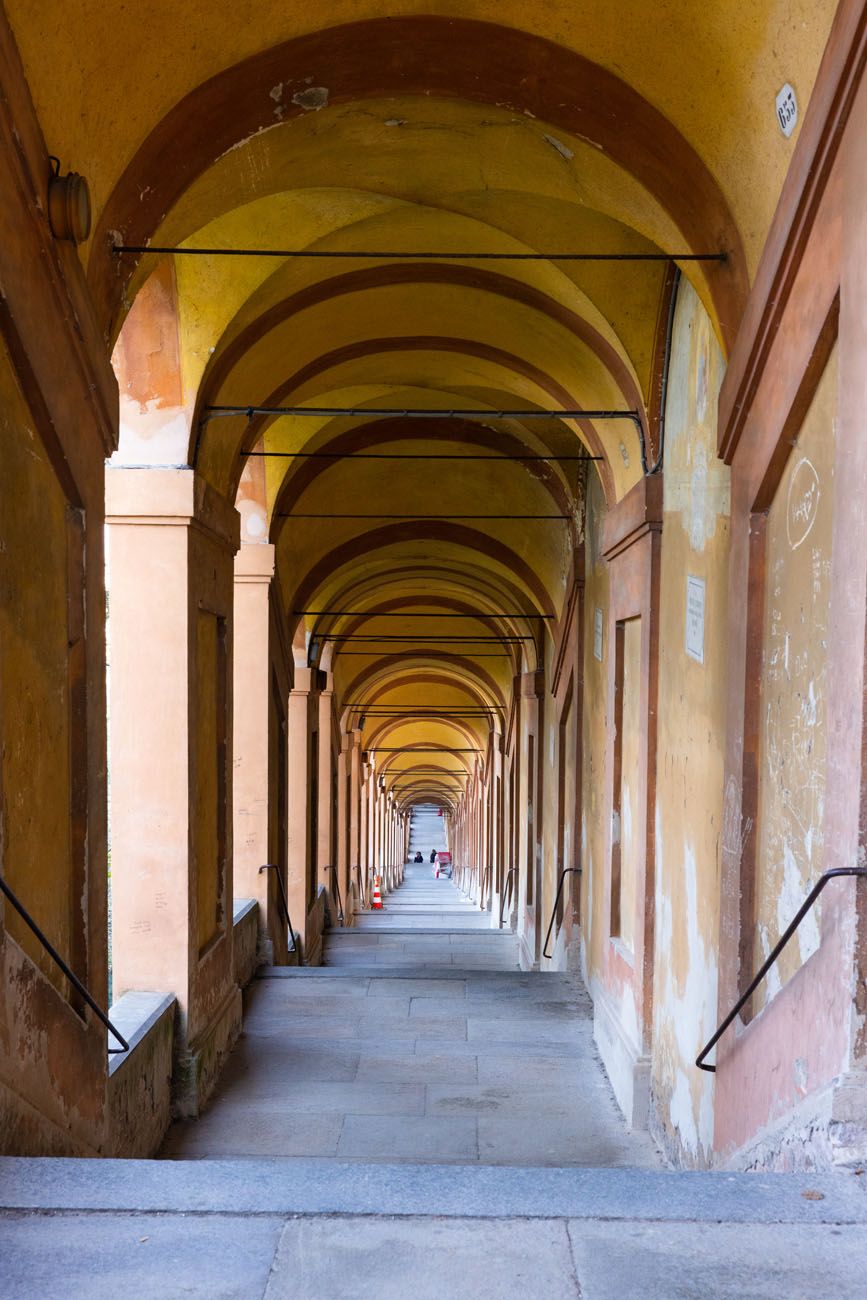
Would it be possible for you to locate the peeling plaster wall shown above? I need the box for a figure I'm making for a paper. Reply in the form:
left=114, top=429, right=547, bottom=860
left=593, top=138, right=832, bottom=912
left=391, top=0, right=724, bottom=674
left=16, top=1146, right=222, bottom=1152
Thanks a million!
left=0, top=342, right=108, bottom=1155
left=651, top=280, right=729, bottom=1167
left=580, top=468, right=610, bottom=986
left=753, top=347, right=837, bottom=1009
left=617, top=617, right=642, bottom=954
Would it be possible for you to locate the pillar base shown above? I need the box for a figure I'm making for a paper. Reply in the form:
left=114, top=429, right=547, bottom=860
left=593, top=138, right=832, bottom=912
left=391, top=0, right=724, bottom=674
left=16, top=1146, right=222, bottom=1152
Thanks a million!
left=171, top=986, right=242, bottom=1119
left=592, top=982, right=651, bottom=1130
left=722, top=1071, right=867, bottom=1172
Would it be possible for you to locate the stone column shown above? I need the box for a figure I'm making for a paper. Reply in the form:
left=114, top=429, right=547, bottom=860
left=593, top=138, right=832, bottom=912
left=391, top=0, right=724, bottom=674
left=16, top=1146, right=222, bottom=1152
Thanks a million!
left=107, top=466, right=240, bottom=1115
left=232, top=543, right=283, bottom=962
left=336, top=735, right=350, bottom=922
left=316, top=676, right=335, bottom=909
left=286, top=668, right=313, bottom=952
left=348, top=732, right=363, bottom=913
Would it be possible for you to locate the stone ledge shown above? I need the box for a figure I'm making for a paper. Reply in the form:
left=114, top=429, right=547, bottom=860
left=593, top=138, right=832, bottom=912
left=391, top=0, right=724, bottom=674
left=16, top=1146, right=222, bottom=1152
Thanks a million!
left=1, top=1158, right=866, bottom=1224
left=107, top=992, right=176, bottom=1078
left=107, top=992, right=175, bottom=1158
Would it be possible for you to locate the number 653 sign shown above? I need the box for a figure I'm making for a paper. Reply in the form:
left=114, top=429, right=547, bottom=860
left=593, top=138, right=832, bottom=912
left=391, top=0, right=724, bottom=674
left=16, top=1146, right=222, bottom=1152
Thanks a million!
left=775, top=83, right=798, bottom=138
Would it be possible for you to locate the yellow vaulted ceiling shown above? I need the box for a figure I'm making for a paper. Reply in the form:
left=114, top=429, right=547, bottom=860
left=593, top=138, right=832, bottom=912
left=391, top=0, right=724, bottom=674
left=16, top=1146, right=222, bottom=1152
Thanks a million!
left=8, top=0, right=836, bottom=801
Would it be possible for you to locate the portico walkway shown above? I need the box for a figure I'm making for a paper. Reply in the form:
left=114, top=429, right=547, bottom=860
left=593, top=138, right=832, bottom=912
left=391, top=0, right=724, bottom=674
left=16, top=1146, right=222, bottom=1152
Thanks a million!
left=161, top=864, right=659, bottom=1166
left=4, top=871, right=867, bottom=1297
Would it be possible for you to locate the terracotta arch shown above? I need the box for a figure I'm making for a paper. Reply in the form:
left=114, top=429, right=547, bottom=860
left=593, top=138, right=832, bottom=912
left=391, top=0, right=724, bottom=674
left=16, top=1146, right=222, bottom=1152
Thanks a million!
left=267, top=415, right=582, bottom=530
left=198, top=262, right=645, bottom=425
left=213, top=334, right=618, bottom=500
left=287, top=521, right=557, bottom=633
left=91, top=16, right=747, bottom=344
left=340, top=655, right=511, bottom=708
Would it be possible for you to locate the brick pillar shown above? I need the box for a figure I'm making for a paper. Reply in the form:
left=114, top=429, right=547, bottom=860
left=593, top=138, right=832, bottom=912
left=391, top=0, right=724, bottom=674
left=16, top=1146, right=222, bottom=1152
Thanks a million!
left=106, top=467, right=240, bottom=1115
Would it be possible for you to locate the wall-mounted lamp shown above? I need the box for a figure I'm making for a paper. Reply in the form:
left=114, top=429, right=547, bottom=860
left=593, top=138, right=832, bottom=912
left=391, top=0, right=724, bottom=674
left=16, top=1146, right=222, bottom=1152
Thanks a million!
left=48, top=158, right=91, bottom=244
left=378, top=775, right=385, bottom=792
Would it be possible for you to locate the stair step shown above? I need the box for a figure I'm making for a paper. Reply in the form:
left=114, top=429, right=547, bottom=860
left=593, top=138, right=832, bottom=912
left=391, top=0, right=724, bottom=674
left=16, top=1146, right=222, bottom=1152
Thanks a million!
left=3, top=1157, right=865, bottom=1223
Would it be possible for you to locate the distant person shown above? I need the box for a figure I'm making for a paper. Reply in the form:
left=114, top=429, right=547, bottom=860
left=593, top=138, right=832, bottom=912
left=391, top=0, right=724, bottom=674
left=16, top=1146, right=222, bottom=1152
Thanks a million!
left=430, top=849, right=436, bottom=864
left=414, top=851, right=423, bottom=863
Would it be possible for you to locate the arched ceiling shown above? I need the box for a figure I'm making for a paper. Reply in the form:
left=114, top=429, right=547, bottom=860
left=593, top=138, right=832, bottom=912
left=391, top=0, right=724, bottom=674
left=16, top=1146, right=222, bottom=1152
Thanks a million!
left=9, top=2, right=836, bottom=808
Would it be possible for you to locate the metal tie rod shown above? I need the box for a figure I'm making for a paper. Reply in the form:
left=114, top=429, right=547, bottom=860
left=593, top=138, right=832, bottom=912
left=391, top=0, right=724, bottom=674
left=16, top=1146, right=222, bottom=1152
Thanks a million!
left=330, top=650, right=513, bottom=657
left=205, top=404, right=640, bottom=423
left=247, top=451, right=601, bottom=461
left=278, top=513, right=569, bottom=520
left=299, top=610, right=550, bottom=618
left=115, top=245, right=726, bottom=262
left=318, top=634, right=534, bottom=641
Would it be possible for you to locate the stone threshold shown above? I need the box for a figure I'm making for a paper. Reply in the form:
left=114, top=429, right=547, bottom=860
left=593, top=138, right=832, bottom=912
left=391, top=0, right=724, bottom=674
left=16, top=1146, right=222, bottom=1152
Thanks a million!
left=2, top=1158, right=865, bottom=1224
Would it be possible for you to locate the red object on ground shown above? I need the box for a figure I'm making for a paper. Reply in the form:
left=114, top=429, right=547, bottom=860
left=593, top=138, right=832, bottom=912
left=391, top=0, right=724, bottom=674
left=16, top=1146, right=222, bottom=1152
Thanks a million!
left=371, top=877, right=383, bottom=909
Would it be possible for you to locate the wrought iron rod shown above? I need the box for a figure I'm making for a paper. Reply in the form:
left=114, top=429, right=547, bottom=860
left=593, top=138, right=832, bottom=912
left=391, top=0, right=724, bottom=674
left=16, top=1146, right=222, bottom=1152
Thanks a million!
left=542, top=867, right=582, bottom=960
left=331, top=650, right=513, bottom=656
left=319, top=635, right=534, bottom=642
left=499, top=867, right=519, bottom=929
left=278, top=513, right=570, bottom=520
left=205, top=404, right=640, bottom=423
left=258, top=864, right=297, bottom=953
left=115, top=245, right=726, bottom=262
left=695, top=866, right=867, bottom=1072
left=246, top=451, right=601, bottom=461
left=301, top=610, right=549, bottom=618
left=0, top=875, right=129, bottom=1053
left=325, top=864, right=345, bottom=927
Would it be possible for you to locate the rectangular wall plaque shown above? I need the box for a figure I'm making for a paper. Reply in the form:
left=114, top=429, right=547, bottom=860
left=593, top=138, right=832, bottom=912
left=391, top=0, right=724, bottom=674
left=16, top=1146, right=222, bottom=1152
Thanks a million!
left=593, top=606, right=604, bottom=661
left=686, top=575, right=706, bottom=663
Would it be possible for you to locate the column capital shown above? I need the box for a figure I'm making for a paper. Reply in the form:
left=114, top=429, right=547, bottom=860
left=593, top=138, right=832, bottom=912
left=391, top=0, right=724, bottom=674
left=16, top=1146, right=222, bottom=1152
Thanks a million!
left=106, top=465, right=240, bottom=552
left=234, top=542, right=275, bottom=583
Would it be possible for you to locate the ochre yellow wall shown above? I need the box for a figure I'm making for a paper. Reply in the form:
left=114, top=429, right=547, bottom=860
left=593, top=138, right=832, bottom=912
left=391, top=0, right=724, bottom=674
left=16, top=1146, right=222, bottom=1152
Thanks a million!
left=753, top=346, right=837, bottom=1009
left=651, top=280, right=730, bottom=1166
left=0, top=336, right=76, bottom=995
left=581, top=467, right=610, bottom=982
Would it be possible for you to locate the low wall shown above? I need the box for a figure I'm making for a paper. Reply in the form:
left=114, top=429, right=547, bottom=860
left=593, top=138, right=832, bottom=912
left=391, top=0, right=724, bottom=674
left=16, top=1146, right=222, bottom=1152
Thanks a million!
left=232, top=899, right=260, bottom=987
left=107, top=991, right=175, bottom=1158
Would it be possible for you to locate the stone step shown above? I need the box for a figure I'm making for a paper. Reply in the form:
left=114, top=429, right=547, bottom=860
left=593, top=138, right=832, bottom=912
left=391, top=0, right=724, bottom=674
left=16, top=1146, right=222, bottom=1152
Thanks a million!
left=3, top=1157, right=865, bottom=1223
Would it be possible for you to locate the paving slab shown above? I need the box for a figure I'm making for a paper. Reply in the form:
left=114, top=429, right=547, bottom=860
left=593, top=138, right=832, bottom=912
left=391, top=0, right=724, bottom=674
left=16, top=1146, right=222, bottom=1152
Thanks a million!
left=264, top=1216, right=579, bottom=1300
left=477, top=1114, right=661, bottom=1168
left=355, top=1014, right=468, bottom=1040
left=356, top=1051, right=478, bottom=1084
left=218, top=1041, right=361, bottom=1087
left=567, top=1220, right=867, bottom=1299
left=337, top=1114, right=478, bottom=1161
left=0, top=1212, right=283, bottom=1300
left=162, top=1111, right=343, bottom=1159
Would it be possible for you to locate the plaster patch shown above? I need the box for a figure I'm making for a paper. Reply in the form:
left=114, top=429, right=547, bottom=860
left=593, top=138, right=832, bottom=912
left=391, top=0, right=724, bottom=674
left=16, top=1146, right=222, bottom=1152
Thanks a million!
left=292, top=86, right=329, bottom=112
left=758, top=925, right=783, bottom=1001
left=542, top=133, right=574, bottom=161
left=656, top=828, right=717, bottom=1159
left=113, top=396, right=190, bottom=465
left=779, top=841, right=820, bottom=963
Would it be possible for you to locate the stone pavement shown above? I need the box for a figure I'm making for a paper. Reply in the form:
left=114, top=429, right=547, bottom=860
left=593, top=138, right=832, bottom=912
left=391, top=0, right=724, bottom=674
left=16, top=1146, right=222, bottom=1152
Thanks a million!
left=4, top=863, right=866, bottom=1297
left=161, top=863, right=658, bottom=1166
left=2, top=1168, right=867, bottom=1299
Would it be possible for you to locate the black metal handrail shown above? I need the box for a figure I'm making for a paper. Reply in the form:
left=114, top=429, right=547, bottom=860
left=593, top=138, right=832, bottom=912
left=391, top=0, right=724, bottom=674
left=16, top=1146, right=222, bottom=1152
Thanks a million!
left=0, top=873, right=129, bottom=1054
left=258, top=864, right=297, bottom=953
left=353, top=864, right=365, bottom=909
left=499, top=866, right=518, bottom=928
left=696, top=866, right=867, bottom=1072
left=542, top=867, right=582, bottom=960
left=325, top=864, right=345, bottom=926
left=480, top=862, right=493, bottom=910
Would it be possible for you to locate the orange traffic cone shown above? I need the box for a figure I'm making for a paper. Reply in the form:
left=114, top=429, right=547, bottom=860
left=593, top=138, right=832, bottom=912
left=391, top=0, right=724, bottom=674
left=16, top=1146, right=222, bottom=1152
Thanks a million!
left=371, top=876, right=383, bottom=910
